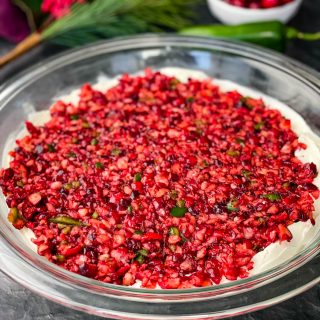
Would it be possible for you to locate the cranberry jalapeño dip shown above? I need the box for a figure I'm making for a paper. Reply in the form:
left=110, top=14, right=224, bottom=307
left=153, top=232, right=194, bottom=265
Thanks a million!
left=1, top=67, right=319, bottom=289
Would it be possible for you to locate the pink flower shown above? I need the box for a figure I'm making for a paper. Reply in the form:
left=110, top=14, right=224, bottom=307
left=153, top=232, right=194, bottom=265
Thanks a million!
left=41, top=0, right=86, bottom=18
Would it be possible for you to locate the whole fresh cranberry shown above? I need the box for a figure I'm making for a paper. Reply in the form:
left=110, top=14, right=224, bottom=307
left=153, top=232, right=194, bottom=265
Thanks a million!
left=226, top=0, right=293, bottom=8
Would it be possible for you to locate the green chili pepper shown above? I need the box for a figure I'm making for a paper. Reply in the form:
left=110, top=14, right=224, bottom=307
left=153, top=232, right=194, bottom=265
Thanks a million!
left=241, top=169, right=252, bottom=179
left=82, top=120, right=90, bottom=128
left=137, top=249, right=148, bottom=257
left=227, top=149, right=240, bottom=157
left=227, top=199, right=239, bottom=212
left=72, top=181, right=81, bottom=188
left=169, top=226, right=180, bottom=236
left=135, top=254, right=145, bottom=264
left=179, top=21, right=320, bottom=52
left=263, top=193, right=281, bottom=201
left=254, top=121, right=265, bottom=131
left=235, top=138, right=245, bottom=146
left=201, top=159, right=209, bottom=168
left=91, top=138, right=99, bottom=146
left=49, top=216, right=83, bottom=226
left=63, top=182, right=72, bottom=190
left=258, top=217, right=266, bottom=225
left=186, top=97, right=194, bottom=103
left=66, top=151, right=76, bottom=158
left=55, top=254, right=66, bottom=262
left=8, top=207, right=19, bottom=223
left=62, top=226, right=72, bottom=234
left=134, top=172, right=142, bottom=182
left=64, top=180, right=81, bottom=190
left=135, top=249, right=148, bottom=264
left=47, top=143, right=55, bottom=152
left=170, top=206, right=187, bottom=218
left=92, top=211, right=99, bottom=219
left=252, top=245, right=262, bottom=252
left=169, top=78, right=181, bottom=89
left=111, top=148, right=121, bottom=156
left=239, top=97, right=254, bottom=110
left=169, top=190, right=178, bottom=200
left=95, top=162, right=104, bottom=169
left=176, top=199, right=186, bottom=208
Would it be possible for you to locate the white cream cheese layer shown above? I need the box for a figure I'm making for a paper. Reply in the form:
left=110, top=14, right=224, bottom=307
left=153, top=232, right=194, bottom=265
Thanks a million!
left=3, top=67, right=320, bottom=280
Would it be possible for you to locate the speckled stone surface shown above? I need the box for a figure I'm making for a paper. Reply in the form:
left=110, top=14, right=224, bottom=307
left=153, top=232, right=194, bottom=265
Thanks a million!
left=0, top=0, right=319, bottom=319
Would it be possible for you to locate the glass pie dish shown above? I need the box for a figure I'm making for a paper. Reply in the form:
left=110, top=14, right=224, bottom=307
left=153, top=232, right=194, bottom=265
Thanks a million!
left=0, top=35, right=319, bottom=319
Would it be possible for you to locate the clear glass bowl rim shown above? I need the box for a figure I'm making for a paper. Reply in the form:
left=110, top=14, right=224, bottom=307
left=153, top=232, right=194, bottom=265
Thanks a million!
left=0, top=34, right=319, bottom=303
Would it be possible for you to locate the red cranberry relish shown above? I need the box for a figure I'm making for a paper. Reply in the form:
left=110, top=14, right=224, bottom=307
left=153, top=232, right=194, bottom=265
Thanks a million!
left=0, top=70, right=318, bottom=288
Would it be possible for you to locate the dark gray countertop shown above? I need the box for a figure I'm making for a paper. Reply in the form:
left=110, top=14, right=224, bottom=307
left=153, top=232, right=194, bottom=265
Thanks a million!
left=0, top=1, right=319, bottom=319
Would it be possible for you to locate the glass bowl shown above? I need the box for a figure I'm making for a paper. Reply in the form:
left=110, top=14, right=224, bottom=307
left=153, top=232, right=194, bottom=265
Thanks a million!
left=0, top=35, right=319, bottom=319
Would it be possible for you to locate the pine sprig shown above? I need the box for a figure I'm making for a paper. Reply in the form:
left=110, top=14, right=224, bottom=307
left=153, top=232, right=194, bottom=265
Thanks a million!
left=42, top=0, right=198, bottom=47
left=50, top=17, right=148, bottom=47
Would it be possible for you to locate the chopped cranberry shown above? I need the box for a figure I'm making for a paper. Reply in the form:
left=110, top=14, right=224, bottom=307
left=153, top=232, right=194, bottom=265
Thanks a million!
left=25, top=121, right=40, bottom=135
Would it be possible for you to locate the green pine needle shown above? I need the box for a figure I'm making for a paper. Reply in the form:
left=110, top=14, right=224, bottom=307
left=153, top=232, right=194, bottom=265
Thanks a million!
left=42, top=0, right=199, bottom=47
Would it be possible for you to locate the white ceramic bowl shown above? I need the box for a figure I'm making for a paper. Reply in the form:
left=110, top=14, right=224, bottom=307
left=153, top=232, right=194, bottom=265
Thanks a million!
left=207, top=0, right=303, bottom=25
